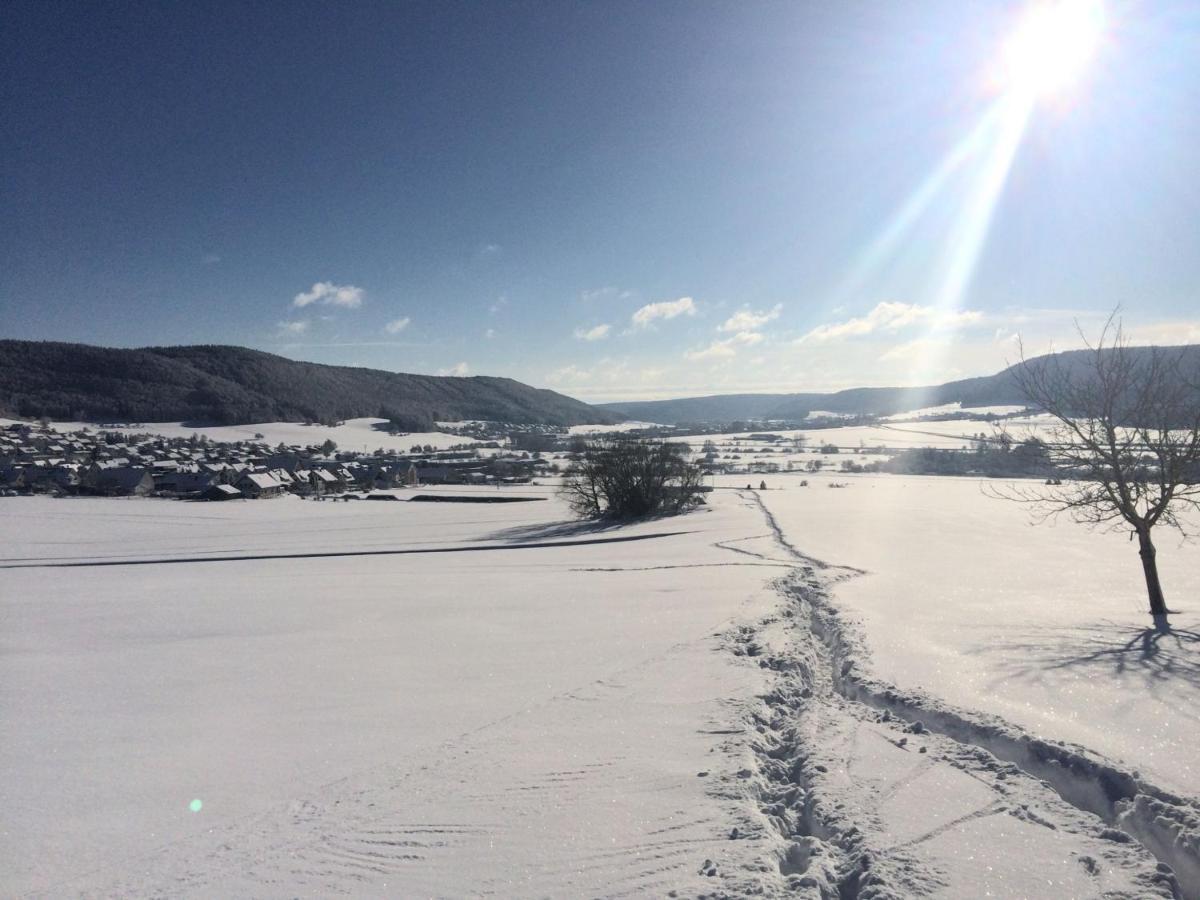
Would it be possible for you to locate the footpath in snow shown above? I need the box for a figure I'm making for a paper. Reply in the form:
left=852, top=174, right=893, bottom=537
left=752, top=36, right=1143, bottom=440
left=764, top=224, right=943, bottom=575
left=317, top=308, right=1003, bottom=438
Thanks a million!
left=733, top=479, right=1199, bottom=898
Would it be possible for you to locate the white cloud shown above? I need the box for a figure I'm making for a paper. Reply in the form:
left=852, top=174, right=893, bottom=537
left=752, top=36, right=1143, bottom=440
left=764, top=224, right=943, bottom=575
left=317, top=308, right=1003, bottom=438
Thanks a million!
left=631, top=296, right=696, bottom=328
left=880, top=336, right=953, bottom=363
left=277, top=319, right=309, bottom=334
left=293, top=281, right=364, bottom=308
left=437, top=362, right=470, bottom=377
left=383, top=317, right=410, bottom=335
left=798, top=302, right=981, bottom=343
left=485, top=328, right=496, bottom=339
left=546, top=360, right=665, bottom=390
left=685, top=330, right=764, bottom=361
left=1124, top=320, right=1200, bottom=346
left=939, top=309, right=984, bottom=329
left=547, top=364, right=591, bottom=384
left=581, top=286, right=634, bottom=302
left=685, top=342, right=737, bottom=362
left=574, top=323, right=611, bottom=341
left=719, top=304, right=782, bottom=333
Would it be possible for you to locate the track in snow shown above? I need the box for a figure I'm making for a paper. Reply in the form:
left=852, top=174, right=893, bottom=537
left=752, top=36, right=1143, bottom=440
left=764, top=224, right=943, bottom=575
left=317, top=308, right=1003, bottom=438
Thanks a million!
left=729, top=489, right=1188, bottom=898
left=0, top=529, right=691, bottom=569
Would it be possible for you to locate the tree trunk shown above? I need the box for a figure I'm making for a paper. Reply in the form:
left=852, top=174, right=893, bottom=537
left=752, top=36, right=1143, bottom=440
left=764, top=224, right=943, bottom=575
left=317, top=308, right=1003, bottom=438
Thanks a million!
left=1136, top=527, right=1169, bottom=617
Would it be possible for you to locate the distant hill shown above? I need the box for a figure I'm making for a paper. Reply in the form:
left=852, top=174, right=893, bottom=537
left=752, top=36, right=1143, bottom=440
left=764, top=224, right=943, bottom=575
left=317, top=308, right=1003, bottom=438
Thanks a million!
left=0, top=341, right=618, bottom=428
left=599, top=345, right=1200, bottom=424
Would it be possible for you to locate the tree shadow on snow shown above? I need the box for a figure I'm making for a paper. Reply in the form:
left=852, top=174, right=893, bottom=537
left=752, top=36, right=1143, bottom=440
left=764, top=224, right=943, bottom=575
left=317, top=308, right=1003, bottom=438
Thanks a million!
left=483, top=508, right=700, bottom=544
left=976, top=619, right=1200, bottom=701
left=483, top=518, right=632, bottom=543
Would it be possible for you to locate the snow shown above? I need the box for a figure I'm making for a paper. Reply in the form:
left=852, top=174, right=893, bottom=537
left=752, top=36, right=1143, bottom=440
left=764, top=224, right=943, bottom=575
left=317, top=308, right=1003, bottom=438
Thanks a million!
left=0, top=493, right=779, bottom=896
left=805, top=409, right=855, bottom=420
left=568, top=420, right=661, bottom=434
left=14, top=417, right=479, bottom=451
left=881, top=402, right=1030, bottom=420
left=748, top=615, right=1176, bottom=897
left=660, top=417, right=1052, bottom=453
left=755, top=473, right=1200, bottom=798
left=7, top=413, right=1054, bottom=457
left=882, top=402, right=966, bottom=419
left=3, top=478, right=1197, bottom=896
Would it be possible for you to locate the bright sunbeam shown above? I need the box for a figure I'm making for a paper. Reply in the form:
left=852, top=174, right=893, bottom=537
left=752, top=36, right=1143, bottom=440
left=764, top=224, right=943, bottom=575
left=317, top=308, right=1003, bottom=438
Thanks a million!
left=832, top=104, right=1009, bottom=304
left=998, top=0, right=1106, bottom=98
left=831, top=0, right=1107, bottom=393
left=910, top=91, right=1034, bottom=386
left=935, top=93, right=1034, bottom=313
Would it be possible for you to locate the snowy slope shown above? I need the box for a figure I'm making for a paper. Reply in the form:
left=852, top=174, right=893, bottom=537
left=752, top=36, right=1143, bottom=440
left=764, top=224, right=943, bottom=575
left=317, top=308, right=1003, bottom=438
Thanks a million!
left=2, top=487, right=1192, bottom=896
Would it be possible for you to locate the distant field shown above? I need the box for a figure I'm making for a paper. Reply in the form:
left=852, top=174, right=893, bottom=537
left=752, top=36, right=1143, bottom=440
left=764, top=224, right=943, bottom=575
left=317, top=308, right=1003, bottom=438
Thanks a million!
left=12, top=411, right=1050, bottom=458
left=662, top=415, right=1052, bottom=451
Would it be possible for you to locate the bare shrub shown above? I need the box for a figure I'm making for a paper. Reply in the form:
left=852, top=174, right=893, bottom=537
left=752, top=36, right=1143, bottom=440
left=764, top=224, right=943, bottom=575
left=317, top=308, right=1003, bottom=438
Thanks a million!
left=561, top=439, right=705, bottom=519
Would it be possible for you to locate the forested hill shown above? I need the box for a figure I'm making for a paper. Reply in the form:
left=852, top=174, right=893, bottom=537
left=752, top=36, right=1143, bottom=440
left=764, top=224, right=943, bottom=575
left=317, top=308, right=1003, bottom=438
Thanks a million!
left=599, top=344, right=1200, bottom=424
left=0, top=341, right=618, bottom=428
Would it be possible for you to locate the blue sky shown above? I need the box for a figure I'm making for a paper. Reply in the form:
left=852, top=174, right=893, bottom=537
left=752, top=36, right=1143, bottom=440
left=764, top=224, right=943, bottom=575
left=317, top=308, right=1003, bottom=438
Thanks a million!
left=3, top=0, right=1198, bottom=400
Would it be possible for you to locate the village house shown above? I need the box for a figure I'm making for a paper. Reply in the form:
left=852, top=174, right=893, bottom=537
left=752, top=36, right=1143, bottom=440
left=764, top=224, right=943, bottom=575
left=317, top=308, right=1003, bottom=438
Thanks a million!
left=235, top=472, right=286, bottom=498
left=154, top=470, right=218, bottom=495
left=1, top=419, right=554, bottom=501
left=307, top=468, right=340, bottom=493
left=201, top=483, right=242, bottom=501
left=86, top=467, right=155, bottom=497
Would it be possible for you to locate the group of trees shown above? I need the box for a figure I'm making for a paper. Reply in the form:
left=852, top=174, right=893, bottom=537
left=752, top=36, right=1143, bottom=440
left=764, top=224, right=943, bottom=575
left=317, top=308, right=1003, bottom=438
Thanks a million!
left=561, top=439, right=705, bottom=519
left=879, top=438, right=1051, bottom=478
left=379, top=408, right=437, bottom=433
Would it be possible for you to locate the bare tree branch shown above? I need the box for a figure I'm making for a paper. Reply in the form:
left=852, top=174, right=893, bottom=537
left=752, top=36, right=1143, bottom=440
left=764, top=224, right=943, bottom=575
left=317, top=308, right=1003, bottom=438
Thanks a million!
left=996, top=313, right=1200, bottom=619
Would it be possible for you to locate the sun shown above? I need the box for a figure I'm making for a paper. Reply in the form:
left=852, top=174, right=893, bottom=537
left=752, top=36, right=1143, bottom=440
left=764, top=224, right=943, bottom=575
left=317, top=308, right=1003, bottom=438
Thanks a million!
left=998, top=0, right=1106, bottom=98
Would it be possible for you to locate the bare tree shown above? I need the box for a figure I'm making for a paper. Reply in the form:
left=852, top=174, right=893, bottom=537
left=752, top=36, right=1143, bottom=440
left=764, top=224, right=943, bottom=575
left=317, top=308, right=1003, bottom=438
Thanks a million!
left=561, top=439, right=705, bottom=519
left=1002, top=315, right=1200, bottom=621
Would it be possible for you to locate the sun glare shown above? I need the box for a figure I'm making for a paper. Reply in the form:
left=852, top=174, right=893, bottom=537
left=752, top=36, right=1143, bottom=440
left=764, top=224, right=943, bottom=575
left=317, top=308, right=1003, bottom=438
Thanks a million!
left=999, top=0, right=1106, bottom=98
left=847, top=1, right=1109, bottom=390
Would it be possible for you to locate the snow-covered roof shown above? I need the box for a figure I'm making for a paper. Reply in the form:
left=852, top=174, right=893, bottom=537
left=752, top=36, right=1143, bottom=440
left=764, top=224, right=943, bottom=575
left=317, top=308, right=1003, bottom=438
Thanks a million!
left=239, top=473, right=284, bottom=490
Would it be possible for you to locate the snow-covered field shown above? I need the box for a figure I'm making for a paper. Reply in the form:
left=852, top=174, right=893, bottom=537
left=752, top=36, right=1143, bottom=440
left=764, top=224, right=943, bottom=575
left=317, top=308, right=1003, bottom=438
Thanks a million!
left=568, top=420, right=661, bottom=434
left=754, top=473, right=1200, bottom=798
left=1, top=492, right=783, bottom=896
left=3, top=481, right=1197, bottom=896
left=13, top=411, right=1048, bottom=458
left=660, top=416, right=1050, bottom=454
left=881, top=403, right=1029, bottom=420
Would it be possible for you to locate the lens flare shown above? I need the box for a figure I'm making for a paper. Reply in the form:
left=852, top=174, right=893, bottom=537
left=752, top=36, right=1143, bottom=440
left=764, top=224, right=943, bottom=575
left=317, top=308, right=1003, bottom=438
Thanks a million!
left=998, top=0, right=1106, bottom=98
left=831, top=0, right=1106, bottom=394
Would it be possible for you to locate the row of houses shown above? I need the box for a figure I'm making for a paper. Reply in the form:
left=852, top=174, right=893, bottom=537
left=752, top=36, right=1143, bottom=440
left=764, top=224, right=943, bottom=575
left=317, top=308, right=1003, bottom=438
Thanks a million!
left=0, top=422, right=541, bottom=499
